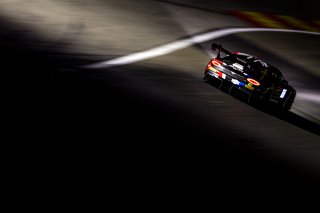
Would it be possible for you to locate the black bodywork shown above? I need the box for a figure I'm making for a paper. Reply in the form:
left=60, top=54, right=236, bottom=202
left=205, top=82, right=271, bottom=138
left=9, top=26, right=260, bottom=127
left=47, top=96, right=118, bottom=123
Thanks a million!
left=204, top=43, right=296, bottom=110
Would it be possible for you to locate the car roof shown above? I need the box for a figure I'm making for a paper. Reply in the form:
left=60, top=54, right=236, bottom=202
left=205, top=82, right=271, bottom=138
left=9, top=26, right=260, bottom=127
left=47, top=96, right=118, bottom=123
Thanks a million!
left=221, top=52, right=281, bottom=79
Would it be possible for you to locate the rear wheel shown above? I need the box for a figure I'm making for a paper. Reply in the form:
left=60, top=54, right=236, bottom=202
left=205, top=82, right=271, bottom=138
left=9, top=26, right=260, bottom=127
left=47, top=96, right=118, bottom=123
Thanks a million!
left=203, top=74, right=210, bottom=83
left=248, top=89, right=272, bottom=108
left=203, top=74, right=223, bottom=89
left=259, top=89, right=273, bottom=104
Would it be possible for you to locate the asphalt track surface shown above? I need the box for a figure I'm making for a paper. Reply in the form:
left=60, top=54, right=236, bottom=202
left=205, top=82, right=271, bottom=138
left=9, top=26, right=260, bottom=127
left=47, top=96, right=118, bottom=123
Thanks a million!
left=1, top=0, right=320, bottom=199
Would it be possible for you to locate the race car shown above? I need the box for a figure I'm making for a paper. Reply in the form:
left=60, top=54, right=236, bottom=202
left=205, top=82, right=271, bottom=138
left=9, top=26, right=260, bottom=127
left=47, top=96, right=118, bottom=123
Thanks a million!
left=203, top=43, right=296, bottom=110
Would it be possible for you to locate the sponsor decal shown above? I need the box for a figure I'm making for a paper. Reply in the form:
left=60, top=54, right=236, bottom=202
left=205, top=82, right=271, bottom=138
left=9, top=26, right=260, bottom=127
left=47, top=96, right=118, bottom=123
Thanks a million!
left=231, top=79, right=246, bottom=87
left=231, top=79, right=240, bottom=85
left=245, top=83, right=254, bottom=90
left=208, top=70, right=219, bottom=78
left=239, top=82, right=245, bottom=87
left=230, top=63, right=244, bottom=71
left=209, top=67, right=218, bottom=72
left=221, top=73, right=226, bottom=79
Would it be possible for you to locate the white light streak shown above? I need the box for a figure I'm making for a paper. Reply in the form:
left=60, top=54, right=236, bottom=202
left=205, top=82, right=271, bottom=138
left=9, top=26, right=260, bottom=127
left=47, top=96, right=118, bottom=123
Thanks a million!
left=85, top=28, right=320, bottom=69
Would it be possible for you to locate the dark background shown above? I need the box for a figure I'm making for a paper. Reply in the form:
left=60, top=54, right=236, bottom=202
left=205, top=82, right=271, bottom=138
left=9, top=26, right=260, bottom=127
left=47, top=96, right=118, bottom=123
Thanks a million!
left=1, top=1, right=320, bottom=200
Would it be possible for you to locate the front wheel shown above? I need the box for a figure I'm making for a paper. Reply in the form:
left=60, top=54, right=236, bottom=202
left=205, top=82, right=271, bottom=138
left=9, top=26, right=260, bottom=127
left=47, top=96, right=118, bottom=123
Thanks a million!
left=279, top=90, right=296, bottom=111
left=248, top=89, right=272, bottom=108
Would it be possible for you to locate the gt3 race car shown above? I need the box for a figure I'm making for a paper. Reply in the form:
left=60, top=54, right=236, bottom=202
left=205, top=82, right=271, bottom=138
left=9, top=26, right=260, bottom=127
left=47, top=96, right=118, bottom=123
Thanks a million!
left=203, top=43, right=296, bottom=110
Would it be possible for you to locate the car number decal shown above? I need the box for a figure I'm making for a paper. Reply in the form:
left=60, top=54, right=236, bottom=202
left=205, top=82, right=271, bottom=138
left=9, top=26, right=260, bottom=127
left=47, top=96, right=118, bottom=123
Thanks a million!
left=230, top=63, right=244, bottom=71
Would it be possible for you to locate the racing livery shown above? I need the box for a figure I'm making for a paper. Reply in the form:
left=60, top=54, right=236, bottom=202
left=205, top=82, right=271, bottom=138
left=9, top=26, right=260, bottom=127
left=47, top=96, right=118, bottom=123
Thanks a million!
left=204, top=43, right=296, bottom=110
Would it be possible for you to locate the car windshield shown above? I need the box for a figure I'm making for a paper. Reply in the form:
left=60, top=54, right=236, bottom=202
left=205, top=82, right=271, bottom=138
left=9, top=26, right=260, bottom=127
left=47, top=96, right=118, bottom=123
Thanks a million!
left=221, top=53, right=271, bottom=80
left=221, top=58, right=268, bottom=79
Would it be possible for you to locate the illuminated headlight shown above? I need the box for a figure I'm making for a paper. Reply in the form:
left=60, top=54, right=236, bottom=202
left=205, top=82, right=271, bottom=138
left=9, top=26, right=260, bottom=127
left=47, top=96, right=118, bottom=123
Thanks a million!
left=280, top=89, right=287, bottom=98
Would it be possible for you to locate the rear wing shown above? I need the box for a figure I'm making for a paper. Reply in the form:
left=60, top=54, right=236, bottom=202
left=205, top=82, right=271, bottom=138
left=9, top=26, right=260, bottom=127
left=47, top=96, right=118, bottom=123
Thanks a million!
left=211, top=43, right=233, bottom=57
left=211, top=43, right=247, bottom=64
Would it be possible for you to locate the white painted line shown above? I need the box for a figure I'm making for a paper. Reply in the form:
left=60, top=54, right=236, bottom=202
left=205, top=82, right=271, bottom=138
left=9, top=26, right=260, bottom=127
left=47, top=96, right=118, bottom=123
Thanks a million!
left=85, top=27, right=320, bottom=69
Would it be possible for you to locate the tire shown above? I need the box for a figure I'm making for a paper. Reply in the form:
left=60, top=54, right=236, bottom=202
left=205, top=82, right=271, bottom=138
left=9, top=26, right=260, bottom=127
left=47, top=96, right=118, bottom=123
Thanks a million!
left=203, top=74, right=210, bottom=83
left=280, top=90, right=296, bottom=111
left=260, top=89, right=273, bottom=105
